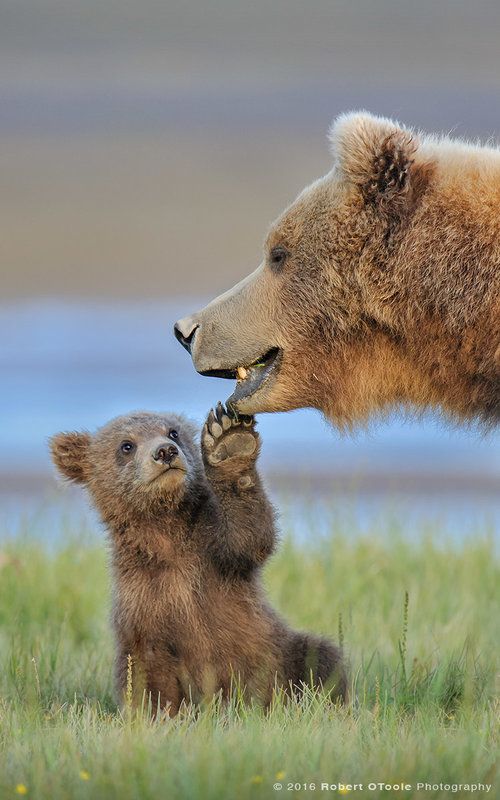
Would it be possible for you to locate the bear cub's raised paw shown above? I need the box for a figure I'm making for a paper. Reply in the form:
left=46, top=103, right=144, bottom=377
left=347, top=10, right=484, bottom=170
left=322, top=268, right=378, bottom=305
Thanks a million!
left=202, top=401, right=259, bottom=476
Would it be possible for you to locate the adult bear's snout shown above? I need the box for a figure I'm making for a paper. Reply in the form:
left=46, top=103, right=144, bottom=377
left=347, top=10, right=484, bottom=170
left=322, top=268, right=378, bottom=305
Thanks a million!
left=173, top=263, right=276, bottom=381
left=174, top=317, right=199, bottom=354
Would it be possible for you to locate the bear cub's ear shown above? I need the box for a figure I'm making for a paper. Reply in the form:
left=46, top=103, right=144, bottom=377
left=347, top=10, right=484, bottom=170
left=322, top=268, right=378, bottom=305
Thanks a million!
left=330, top=111, right=419, bottom=207
left=50, top=431, right=92, bottom=483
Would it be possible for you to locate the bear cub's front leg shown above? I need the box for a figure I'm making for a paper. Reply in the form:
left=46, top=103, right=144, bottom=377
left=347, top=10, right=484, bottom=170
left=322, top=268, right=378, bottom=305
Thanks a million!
left=201, top=402, right=276, bottom=576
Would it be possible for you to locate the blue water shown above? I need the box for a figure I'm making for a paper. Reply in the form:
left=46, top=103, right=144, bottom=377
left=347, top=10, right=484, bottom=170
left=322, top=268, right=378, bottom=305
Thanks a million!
left=1, top=299, right=498, bottom=541
left=2, top=485, right=497, bottom=549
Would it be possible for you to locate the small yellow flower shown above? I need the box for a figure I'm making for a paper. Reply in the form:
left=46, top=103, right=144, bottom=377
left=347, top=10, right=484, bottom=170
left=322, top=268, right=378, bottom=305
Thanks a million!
left=339, top=787, right=351, bottom=795
left=275, top=771, right=286, bottom=780
left=15, top=786, right=28, bottom=796
left=79, top=770, right=90, bottom=781
left=250, top=775, right=263, bottom=784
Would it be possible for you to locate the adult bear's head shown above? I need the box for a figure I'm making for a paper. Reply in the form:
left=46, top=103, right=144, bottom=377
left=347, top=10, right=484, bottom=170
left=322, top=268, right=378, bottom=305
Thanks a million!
left=175, top=112, right=498, bottom=427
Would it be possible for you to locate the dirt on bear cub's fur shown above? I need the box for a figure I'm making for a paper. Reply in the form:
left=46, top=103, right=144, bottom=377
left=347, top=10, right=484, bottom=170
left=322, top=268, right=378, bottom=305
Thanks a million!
left=51, top=405, right=346, bottom=714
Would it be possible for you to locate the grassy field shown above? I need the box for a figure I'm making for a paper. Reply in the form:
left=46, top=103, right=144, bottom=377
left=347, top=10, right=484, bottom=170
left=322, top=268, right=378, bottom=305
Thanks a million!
left=0, top=512, right=498, bottom=800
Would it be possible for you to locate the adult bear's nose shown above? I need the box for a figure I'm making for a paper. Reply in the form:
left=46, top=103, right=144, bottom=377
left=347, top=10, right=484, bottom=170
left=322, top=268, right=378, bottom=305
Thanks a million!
left=174, top=317, right=199, bottom=354
left=153, top=443, right=179, bottom=464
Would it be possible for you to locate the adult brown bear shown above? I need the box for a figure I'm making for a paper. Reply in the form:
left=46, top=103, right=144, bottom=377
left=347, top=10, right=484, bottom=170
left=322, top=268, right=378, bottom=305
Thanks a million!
left=175, top=112, right=499, bottom=428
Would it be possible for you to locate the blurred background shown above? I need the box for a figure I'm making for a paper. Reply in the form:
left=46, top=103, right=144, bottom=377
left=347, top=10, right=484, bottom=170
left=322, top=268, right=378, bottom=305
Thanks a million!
left=1, top=0, right=499, bottom=541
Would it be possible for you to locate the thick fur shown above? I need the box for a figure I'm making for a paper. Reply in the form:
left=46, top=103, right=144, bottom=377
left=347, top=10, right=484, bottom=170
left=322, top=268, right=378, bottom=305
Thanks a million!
left=50, top=409, right=346, bottom=714
left=176, top=112, right=500, bottom=427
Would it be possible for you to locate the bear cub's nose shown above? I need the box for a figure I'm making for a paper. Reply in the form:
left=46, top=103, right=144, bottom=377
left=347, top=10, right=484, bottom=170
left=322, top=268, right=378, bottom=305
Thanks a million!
left=153, top=443, right=179, bottom=464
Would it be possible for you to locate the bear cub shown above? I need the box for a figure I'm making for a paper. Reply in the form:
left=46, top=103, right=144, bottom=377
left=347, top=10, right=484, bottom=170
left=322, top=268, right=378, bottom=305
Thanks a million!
left=51, top=404, right=346, bottom=713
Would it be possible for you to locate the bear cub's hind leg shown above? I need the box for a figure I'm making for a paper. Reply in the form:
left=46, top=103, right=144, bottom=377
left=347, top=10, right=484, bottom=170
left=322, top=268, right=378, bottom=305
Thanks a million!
left=285, top=632, right=348, bottom=703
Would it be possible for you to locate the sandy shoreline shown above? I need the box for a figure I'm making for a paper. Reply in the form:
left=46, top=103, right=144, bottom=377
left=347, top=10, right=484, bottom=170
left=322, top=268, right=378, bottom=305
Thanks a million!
left=2, top=86, right=500, bottom=300
left=2, top=467, right=498, bottom=498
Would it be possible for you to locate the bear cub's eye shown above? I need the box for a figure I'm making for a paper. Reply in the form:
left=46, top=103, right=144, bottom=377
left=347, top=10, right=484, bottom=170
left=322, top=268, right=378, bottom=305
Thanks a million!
left=169, top=429, right=179, bottom=440
left=120, top=441, right=135, bottom=454
left=269, top=247, right=287, bottom=271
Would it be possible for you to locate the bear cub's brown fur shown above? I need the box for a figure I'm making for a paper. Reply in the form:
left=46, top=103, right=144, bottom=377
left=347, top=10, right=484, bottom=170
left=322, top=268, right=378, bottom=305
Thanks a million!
left=51, top=404, right=346, bottom=713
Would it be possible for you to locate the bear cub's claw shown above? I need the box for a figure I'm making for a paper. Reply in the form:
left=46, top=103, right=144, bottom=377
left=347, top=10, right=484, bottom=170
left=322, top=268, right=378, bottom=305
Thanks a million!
left=202, top=402, right=258, bottom=469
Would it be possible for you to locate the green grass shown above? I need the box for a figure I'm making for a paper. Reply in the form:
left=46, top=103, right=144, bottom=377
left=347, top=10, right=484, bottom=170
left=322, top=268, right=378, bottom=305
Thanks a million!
left=0, top=511, right=498, bottom=800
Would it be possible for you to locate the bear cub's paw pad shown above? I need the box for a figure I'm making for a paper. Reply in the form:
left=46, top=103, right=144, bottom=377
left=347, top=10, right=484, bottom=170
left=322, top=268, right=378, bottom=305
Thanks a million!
left=203, top=402, right=258, bottom=467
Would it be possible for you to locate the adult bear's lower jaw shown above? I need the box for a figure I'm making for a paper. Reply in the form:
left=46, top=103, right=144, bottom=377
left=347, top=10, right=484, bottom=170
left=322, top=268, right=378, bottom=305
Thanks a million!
left=225, top=348, right=284, bottom=415
left=226, top=387, right=281, bottom=416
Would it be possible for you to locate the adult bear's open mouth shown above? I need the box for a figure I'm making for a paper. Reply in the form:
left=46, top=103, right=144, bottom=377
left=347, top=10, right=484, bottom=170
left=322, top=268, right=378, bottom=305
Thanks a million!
left=200, top=347, right=282, bottom=408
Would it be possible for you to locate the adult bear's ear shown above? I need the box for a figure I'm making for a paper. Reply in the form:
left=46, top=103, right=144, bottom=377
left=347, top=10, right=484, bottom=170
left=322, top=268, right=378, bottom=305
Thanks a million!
left=330, top=111, right=422, bottom=211
left=50, top=431, right=92, bottom=483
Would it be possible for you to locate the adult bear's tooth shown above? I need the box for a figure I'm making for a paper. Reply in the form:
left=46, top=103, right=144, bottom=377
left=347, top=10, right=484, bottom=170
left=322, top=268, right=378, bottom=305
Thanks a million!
left=237, top=366, right=248, bottom=380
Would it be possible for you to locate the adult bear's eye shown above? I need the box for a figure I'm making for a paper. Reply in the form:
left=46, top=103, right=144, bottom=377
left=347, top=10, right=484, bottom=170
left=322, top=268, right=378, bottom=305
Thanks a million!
left=269, top=247, right=287, bottom=272
left=120, top=441, right=135, bottom=454
left=169, top=429, right=179, bottom=440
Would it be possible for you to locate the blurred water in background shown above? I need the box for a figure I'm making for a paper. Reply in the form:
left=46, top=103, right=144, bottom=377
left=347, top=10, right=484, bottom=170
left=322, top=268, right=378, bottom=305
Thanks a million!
left=1, top=299, right=498, bottom=542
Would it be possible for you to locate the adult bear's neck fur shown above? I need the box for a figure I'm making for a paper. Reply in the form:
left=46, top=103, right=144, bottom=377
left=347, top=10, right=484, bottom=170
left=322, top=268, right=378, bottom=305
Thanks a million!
left=315, top=314, right=499, bottom=429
